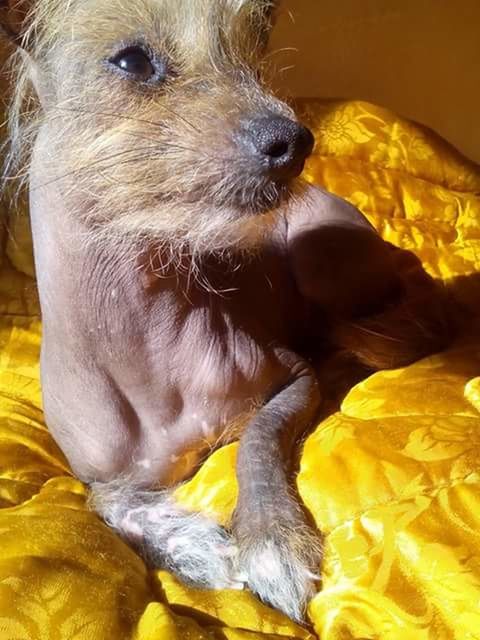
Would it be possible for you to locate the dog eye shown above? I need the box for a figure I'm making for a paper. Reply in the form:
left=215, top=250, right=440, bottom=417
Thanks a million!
left=109, top=47, right=158, bottom=81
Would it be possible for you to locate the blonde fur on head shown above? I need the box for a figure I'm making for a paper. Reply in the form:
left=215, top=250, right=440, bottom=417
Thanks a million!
left=1, top=46, right=37, bottom=200
left=2, top=0, right=287, bottom=257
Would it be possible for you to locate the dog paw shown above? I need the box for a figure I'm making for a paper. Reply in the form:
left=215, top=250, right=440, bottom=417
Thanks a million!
left=90, top=483, right=245, bottom=591
left=238, top=525, right=322, bottom=622
left=144, top=509, right=244, bottom=591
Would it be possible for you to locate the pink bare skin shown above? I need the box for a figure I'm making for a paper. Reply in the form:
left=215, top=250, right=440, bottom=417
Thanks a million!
left=32, top=155, right=394, bottom=487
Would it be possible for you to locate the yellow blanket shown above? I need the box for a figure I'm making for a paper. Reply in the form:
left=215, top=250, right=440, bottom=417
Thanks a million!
left=0, top=100, right=479, bottom=640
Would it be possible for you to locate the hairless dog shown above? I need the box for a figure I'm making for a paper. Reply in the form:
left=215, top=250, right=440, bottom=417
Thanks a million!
left=0, top=0, right=450, bottom=621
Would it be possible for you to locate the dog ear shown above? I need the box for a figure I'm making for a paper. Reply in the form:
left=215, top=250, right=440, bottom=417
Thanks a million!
left=256, top=0, right=280, bottom=52
left=0, top=0, right=31, bottom=46
left=225, top=0, right=280, bottom=60
left=264, top=0, right=280, bottom=19
left=260, top=0, right=280, bottom=30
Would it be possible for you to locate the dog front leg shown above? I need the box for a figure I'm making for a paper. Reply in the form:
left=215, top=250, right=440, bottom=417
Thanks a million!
left=234, top=355, right=322, bottom=622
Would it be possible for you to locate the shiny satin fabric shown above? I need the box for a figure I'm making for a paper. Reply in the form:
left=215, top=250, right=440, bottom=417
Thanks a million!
left=0, top=99, right=479, bottom=640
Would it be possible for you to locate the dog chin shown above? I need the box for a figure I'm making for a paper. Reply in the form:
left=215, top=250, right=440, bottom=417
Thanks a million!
left=228, top=181, right=293, bottom=216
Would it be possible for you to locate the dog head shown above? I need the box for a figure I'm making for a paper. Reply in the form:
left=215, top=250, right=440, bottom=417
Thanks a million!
left=2, top=0, right=314, bottom=254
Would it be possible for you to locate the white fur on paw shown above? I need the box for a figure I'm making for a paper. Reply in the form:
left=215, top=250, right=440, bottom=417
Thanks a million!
left=144, top=510, right=242, bottom=590
left=89, top=482, right=246, bottom=592
left=239, top=535, right=321, bottom=622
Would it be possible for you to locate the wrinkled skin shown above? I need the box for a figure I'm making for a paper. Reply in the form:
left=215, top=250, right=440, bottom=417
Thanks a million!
left=31, top=170, right=397, bottom=488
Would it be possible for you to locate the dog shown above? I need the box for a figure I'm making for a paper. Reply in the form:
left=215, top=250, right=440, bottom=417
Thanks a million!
left=0, top=0, right=450, bottom=622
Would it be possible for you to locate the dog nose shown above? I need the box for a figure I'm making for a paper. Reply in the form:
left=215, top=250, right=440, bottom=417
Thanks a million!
left=240, top=116, right=314, bottom=180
